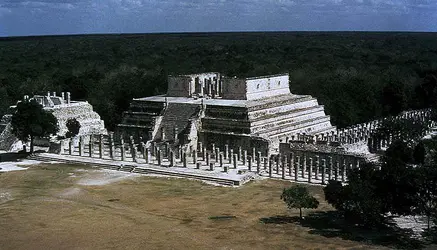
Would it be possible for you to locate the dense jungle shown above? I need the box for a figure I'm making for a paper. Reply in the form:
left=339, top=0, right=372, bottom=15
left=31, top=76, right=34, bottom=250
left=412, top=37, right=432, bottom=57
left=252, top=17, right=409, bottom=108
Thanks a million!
left=1, top=32, right=437, bottom=130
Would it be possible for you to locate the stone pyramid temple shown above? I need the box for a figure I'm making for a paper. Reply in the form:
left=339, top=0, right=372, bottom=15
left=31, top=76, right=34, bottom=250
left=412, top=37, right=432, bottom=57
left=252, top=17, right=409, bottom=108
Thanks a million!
left=117, top=72, right=336, bottom=153
left=0, top=92, right=106, bottom=151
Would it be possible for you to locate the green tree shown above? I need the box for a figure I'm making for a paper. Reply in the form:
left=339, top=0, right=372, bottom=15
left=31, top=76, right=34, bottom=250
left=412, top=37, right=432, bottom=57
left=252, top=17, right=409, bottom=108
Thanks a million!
left=280, top=185, right=319, bottom=219
left=65, top=118, right=80, bottom=138
left=324, top=165, right=387, bottom=227
left=414, top=164, right=437, bottom=230
left=11, top=99, right=59, bottom=152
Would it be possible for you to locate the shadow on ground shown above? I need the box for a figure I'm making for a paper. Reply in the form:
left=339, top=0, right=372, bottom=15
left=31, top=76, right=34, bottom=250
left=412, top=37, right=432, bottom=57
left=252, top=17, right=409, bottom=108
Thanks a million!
left=0, top=152, right=30, bottom=162
left=260, top=211, right=426, bottom=250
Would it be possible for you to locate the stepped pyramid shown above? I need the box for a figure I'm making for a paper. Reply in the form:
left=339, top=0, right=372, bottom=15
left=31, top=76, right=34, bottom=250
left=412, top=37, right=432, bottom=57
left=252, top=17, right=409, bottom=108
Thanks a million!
left=117, top=72, right=336, bottom=153
left=0, top=92, right=107, bottom=151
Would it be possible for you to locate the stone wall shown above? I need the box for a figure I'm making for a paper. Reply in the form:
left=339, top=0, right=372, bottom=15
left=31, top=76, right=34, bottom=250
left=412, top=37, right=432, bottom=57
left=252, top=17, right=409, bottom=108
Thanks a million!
left=245, top=74, right=290, bottom=100
left=167, top=72, right=221, bottom=98
left=221, top=78, right=247, bottom=100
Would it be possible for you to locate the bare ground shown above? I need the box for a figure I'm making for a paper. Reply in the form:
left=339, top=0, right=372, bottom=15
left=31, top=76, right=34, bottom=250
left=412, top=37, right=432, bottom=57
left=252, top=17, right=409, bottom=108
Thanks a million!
left=0, top=163, right=395, bottom=250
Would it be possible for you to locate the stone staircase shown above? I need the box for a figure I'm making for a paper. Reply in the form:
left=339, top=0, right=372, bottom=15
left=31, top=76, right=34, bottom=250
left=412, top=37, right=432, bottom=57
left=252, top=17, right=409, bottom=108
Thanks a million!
left=157, top=103, right=201, bottom=142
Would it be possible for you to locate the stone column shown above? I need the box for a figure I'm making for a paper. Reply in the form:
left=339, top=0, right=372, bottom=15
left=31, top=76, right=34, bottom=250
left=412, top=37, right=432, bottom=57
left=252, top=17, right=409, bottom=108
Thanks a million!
left=315, top=155, right=320, bottom=180
left=276, top=156, right=280, bottom=175
left=69, top=139, right=73, bottom=155
left=252, top=148, right=256, bottom=163
left=143, top=145, right=149, bottom=163
left=175, top=146, right=180, bottom=159
left=233, top=154, right=237, bottom=169
left=206, top=152, right=210, bottom=166
left=308, top=157, right=313, bottom=183
left=256, top=152, right=261, bottom=173
left=219, top=153, right=223, bottom=168
left=169, top=151, right=174, bottom=167
left=268, top=159, right=273, bottom=177
left=321, top=159, right=326, bottom=185
left=248, top=156, right=252, bottom=171
left=202, top=147, right=206, bottom=161
left=151, top=142, right=155, bottom=157
left=242, top=150, right=247, bottom=165
left=342, top=159, right=347, bottom=182
left=88, top=136, right=93, bottom=157
left=263, top=157, right=268, bottom=170
left=109, top=133, right=115, bottom=160
left=59, top=140, right=65, bottom=155
left=99, top=135, right=103, bottom=158
left=164, top=142, right=169, bottom=158
left=132, top=145, right=137, bottom=162
left=224, top=144, right=229, bottom=159
left=157, top=149, right=162, bottom=166
left=328, top=156, right=333, bottom=180
left=334, top=161, right=340, bottom=181
left=282, top=156, right=286, bottom=179
left=79, top=136, right=84, bottom=156
left=120, top=138, right=126, bottom=161
left=215, top=147, right=220, bottom=161
left=302, top=154, right=306, bottom=178
left=238, top=147, right=242, bottom=161
left=193, top=150, right=197, bottom=164
left=198, top=142, right=202, bottom=152
left=183, top=152, right=187, bottom=168
left=294, top=156, right=299, bottom=181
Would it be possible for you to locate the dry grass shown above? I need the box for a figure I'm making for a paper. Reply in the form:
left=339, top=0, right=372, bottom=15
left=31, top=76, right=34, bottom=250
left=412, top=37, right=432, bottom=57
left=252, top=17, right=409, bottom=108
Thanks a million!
left=0, top=164, right=388, bottom=250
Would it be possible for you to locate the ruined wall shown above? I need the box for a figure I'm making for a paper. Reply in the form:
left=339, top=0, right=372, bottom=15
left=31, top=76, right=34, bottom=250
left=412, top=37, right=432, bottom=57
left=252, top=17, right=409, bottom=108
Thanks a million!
left=49, top=102, right=106, bottom=137
left=167, top=76, right=192, bottom=97
left=221, top=78, right=247, bottom=100
left=246, top=74, right=290, bottom=100
left=167, top=72, right=220, bottom=97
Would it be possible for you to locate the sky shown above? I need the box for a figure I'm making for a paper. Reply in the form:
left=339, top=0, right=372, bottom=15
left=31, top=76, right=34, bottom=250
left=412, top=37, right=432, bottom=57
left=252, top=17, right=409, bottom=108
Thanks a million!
left=0, top=0, right=436, bottom=37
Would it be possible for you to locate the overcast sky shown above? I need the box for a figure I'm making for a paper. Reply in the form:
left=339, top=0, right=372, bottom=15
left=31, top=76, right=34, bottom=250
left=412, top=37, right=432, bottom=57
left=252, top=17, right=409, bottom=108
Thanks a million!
left=0, top=0, right=436, bottom=37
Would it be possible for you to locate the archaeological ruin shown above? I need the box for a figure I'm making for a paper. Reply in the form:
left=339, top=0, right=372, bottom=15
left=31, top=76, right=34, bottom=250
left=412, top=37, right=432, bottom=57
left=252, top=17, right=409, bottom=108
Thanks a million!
left=0, top=92, right=106, bottom=151
left=1, top=73, right=435, bottom=186
left=117, top=72, right=336, bottom=154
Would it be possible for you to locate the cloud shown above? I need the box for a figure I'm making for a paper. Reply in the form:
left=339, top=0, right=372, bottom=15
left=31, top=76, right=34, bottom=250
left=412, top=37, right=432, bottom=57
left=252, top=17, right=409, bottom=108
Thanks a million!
left=0, top=0, right=436, bottom=36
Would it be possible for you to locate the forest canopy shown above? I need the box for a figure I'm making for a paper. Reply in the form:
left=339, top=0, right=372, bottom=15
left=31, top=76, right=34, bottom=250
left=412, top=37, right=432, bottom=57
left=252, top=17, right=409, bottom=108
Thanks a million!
left=1, top=32, right=437, bottom=130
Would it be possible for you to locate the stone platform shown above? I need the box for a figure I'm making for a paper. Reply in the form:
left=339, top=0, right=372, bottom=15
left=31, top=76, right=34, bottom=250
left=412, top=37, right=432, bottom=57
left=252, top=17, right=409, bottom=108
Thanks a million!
left=29, top=153, right=257, bottom=186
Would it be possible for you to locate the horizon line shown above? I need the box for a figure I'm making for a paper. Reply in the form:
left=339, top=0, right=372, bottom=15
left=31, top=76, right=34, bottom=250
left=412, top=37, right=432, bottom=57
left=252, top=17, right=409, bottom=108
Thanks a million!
left=1, top=30, right=436, bottom=39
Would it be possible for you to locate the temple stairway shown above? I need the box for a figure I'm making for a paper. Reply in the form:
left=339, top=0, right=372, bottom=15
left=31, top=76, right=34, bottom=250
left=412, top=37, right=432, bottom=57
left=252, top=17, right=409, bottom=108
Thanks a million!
left=157, top=103, right=201, bottom=142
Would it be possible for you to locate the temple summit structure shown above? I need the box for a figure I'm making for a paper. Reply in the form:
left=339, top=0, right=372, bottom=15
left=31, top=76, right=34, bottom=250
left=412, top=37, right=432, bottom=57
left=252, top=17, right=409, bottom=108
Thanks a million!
left=117, top=72, right=336, bottom=153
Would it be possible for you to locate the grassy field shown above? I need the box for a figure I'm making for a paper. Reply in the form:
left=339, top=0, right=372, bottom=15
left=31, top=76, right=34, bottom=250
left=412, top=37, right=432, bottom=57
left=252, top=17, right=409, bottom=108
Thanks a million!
left=0, top=163, right=399, bottom=249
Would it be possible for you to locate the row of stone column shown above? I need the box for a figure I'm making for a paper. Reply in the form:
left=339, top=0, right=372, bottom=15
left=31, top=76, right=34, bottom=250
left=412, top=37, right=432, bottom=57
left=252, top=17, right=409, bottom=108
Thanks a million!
left=288, top=108, right=432, bottom=146
left=266, top=152, right=362, bottom=184
left=61, top=135, right=363, bottom=184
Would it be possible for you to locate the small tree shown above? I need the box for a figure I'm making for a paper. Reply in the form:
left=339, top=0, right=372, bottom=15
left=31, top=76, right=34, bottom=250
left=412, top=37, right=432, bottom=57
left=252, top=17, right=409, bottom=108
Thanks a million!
left=280, top=185, right=319, bottom=219
left=65, top=118, right=81, bottom=138
left=11, top=99, right=59, bottom=153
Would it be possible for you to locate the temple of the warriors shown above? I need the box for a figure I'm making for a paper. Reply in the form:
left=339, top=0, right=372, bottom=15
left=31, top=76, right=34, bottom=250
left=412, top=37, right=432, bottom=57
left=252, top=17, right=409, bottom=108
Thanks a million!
left=0, top=92, right=106, bottom=151
left=117, top=72, right=336, bottom=153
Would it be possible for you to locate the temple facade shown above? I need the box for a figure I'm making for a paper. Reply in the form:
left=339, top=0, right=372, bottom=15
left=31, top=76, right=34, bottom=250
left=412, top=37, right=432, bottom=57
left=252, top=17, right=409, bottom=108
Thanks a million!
left=117, top=72, right=336, bottom=153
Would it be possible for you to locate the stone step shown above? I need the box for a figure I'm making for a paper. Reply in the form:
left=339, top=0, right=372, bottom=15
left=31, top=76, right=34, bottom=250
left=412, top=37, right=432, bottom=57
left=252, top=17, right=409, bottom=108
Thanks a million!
left=251, top=108, right=328, bottom=133
left=250, top=105, right=324, bottom=123
left=247, top=97, right=318, bottom=119
left=247, top=94, right=314, bottom=112
left=259, top=116, right=332, bottom=138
